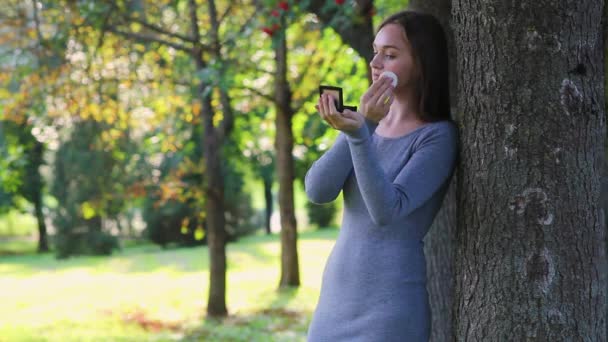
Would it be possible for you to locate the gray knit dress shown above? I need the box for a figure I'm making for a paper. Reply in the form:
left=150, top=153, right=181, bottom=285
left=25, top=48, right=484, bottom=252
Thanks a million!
left=304, top=119, right=458, bottom=342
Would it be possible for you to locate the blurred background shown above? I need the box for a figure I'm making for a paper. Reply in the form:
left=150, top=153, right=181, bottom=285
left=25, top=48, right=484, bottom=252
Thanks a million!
left=0, top=0, right=407, bottom=341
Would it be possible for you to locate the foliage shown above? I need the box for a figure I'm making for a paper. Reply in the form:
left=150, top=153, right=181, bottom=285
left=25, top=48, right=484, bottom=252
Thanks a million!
left=305, top=200, right=337, bottom=229
left=0, top=0, right=381, bottom=255
left=50, top=120, right=127, bottom=258
left=142, top=136, right=260, bottom=248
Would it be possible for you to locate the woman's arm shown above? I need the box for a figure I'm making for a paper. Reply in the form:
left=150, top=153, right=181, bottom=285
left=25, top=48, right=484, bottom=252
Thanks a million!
left=304, top=120, right=379, bottom=204
left=345, top=122, right=458, bottom=225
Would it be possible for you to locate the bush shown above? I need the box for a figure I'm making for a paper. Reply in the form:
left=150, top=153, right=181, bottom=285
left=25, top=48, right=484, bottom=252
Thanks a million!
left=142, top=196, right=205, bottom=248
left=143, top=152, right=259, bottom=247
left=305, top=201, right=337, bottom=229
left=50, top=120, right=125, bottom=259
left=54, top=226, right=119, bottom=259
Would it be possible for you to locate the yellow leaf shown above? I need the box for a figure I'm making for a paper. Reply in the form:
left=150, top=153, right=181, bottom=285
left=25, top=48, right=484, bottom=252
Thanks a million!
left=192, top=102, right=201, bottom=115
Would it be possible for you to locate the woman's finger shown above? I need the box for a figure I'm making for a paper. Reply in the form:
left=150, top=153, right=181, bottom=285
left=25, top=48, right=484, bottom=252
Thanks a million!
left=375, top=88, right=394, bottom=107
left=318, top=96, right=330, bottom=124
left=328, top=95, right=345, bottom=128
left=369, top=78, right=393, bottom=104
left=322, top=94, right=339, bottom=128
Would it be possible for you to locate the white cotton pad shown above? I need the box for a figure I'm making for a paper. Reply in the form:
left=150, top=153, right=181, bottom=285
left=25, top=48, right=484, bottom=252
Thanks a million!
left=381, top=71, right=398, bottom=87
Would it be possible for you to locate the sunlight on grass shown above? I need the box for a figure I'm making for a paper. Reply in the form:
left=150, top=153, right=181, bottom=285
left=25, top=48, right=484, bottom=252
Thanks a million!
left=0, top=229, right=338, bottom=341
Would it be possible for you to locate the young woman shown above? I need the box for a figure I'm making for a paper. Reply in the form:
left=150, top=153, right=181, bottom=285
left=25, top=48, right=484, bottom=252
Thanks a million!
left=305, top=11, right=458, bottom=341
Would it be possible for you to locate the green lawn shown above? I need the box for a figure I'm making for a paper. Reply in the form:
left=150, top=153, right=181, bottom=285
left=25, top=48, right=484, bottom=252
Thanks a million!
left=0, top=229, right=338, bottom=342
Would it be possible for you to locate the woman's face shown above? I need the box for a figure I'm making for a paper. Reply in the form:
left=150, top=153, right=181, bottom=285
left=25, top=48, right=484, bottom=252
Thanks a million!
left=370, top=23, right=417, bottom=89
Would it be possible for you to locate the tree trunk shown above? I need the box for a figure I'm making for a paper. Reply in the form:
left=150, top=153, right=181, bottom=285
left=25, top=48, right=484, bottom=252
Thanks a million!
left=27, top=139, right=49, bottom=253
left=275, top=25, right=300, bottom=288
left=263, top=173, right=273, bottom=235
left=603, top=1, right=608, bottom=336
left=407, top=1, right=457, bottom=340
left=453, top=0, right=607, bottom=339
left=201, top=96, right=228, bottom=317
left=34, top=191, right=48, bottom=252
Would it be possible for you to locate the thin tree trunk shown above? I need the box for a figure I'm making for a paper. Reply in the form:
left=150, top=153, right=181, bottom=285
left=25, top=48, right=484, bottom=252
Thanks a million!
left=191, top=0, right=228, bottom=317
left=201, top=95, right=228, bottom=317
left=29, top=140, right=49, bottom=253
left=407, top=1, right=457, bottom=340
left=453, top=0, right=606, bottom=339
left=34, top=191, right=48, bottom=252
left=263, top=173, right=273, bottom=235
left=275, top=23, right=300, bottom=288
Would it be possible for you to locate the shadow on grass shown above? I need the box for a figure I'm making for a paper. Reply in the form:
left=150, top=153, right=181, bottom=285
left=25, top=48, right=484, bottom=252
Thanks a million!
left=183, top=305, right=310, bottom=342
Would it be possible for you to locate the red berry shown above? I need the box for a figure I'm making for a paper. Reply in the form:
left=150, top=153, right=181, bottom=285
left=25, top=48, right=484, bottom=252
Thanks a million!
left=271, top=9, right=280, bottom=17
left=278, top=1, right=289, bottom=10
left=335, top=0, right=345, bottom=5
left=262, top=27, right=274, bottom=36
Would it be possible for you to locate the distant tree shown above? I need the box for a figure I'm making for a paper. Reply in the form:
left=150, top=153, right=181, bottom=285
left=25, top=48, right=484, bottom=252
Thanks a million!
left=51, top=120, right=123, bottom=258
left=0, top=120, right=49, bottom=252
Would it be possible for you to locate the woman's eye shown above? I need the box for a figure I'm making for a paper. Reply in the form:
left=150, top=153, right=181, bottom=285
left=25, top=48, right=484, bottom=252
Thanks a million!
left=385, top=55, right=395, bottom=59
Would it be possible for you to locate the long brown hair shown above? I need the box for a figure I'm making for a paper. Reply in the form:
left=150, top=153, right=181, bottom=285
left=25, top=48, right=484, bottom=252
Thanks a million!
left=378, top=11, right=451, bottom=122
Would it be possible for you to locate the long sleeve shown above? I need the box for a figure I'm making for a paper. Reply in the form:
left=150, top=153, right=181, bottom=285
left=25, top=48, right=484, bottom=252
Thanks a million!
left=304, top=120, right=379, bottom=204
left=344, top=121, right=458, bottom=226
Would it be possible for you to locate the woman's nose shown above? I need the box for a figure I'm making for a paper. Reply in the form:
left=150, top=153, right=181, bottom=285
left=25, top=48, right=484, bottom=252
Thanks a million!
left=369, top=54, right=381, bottom=69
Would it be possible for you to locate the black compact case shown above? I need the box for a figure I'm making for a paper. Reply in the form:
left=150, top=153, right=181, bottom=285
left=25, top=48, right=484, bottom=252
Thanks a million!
left=319, top=85, right=357, bottom=112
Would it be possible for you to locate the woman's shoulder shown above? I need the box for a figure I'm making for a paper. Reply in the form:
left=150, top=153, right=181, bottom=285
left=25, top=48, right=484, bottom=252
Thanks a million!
left=418, top=120, right=458, bottom=141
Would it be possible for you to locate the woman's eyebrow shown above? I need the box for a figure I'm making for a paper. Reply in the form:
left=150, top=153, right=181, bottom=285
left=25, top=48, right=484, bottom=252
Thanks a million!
left=372, top=44, right=401, bottom=50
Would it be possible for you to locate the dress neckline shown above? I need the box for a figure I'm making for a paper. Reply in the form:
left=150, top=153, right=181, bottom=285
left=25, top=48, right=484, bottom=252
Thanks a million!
left=373, top=122, right=433, bottom=141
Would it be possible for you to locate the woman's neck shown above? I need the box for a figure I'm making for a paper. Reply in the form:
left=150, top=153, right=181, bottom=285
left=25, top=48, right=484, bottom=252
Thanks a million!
left=382, top=88, right=423, bottom=126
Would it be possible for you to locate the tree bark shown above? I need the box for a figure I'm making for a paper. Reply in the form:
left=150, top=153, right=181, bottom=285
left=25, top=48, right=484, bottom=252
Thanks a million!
left=603, top=1, right=608, bottom=336
left=192, top=0, right=228, bottom=317
left=34, top=191, right=48, bottom=252
left=29, top=139, right=48, bottom=253
left=405, top=1, right=457, bottom=340
left=263, top=173, right=273, bottom=235
left=453, top=0, right=607, bottom=339
left=275, top=23, right=300, bottom=288
left=201, top=94, right=228, bottom=317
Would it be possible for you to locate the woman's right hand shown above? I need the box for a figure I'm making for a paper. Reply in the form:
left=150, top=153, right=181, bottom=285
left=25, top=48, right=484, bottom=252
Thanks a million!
left=359, top=76, right=395, bottom=123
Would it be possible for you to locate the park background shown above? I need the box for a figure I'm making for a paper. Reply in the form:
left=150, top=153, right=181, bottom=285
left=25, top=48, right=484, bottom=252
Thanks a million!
left=1, top=0, right=606, bottom=341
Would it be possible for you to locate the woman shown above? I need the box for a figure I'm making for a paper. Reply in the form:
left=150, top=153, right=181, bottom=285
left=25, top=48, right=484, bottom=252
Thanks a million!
left=305, top=10, right=458, bottom=341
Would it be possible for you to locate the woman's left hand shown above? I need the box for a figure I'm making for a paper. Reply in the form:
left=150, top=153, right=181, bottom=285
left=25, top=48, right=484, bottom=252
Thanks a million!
left=317, top=93, right=365, bottom=133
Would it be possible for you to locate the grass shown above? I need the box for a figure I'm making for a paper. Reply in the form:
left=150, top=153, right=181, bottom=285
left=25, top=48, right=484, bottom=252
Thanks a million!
left=0, top=209, right=37, bottom=237
left=0, top=228, right=338, bottom=342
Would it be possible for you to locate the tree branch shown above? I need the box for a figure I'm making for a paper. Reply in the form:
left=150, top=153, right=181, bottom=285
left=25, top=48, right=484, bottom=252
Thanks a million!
left=104, top=24, right=193, bottom=53
left=292, top=46, right=344, bottom=113
left=206, top=0, right=234, bottom=140
left=189, top=0, right=201, bottom=45
left=218, top=1, right=235, bottom=25
left=235, top=85, right=275, bottom=103
left=304, top=0, right=374, bottom=63
left=124, top=15, right=198, bottom=44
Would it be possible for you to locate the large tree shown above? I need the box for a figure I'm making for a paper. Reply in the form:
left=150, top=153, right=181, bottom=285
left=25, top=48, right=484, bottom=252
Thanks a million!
left=453, top=0, right=607, bottom=339
left=96, top=0, right=258, bottom=317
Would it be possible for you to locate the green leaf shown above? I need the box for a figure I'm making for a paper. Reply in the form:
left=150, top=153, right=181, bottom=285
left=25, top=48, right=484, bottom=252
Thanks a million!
left=81, top=201, right=96, bottom=219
